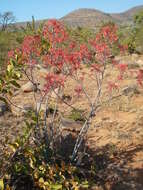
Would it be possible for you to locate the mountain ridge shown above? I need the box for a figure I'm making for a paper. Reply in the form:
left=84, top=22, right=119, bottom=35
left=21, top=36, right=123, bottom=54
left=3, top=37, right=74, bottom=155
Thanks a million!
left=60, top=5, right=143, bottom=28
left=13, top=5, right=143, bottom=29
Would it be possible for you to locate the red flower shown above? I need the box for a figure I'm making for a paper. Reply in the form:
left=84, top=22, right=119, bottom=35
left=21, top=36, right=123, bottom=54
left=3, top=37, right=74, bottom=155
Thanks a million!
left=44, top=73, right=65, bottom=93
left=8, top=50, right=15, bottom=59
left=74, top=85, right=83, bottom=97
left=43, top=19, right=67, bottom=45
left=137, top=69, right=143, bottom=86
left=117, top=63, right=128, bottom=73
left=107, top=81, right=118, bottom=92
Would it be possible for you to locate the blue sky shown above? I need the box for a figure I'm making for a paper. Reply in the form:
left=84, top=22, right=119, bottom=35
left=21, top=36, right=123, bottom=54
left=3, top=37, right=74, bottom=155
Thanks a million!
left=0, top=0, right=143, bottom=22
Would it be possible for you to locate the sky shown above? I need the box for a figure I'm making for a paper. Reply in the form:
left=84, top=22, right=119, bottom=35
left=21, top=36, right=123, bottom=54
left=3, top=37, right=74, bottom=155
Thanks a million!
left=0, top=0, right=143, bottom=22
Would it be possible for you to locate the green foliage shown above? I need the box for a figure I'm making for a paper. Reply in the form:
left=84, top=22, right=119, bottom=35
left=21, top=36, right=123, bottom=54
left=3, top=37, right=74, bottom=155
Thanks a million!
left=119, top=9, right=143, bottom=54
left=134, top=10, right=143, bottom=24
left=68, top=109, right=86, bottom=122
left=118, top=26, right=136, bottom=54
left=0, top=30, right=23, bottom=70
left=0, top=57, right=22, bottom=98
left=68, top=26, right=94, bottom=43
left=1, top=113, right=93, bottom=190
left=0, top=16, right=40, bottom=71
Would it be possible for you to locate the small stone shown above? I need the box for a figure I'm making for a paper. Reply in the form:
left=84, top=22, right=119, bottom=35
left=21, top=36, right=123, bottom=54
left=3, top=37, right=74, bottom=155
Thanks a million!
left=129, top=108, right=137, bottom=113
left=61, top=118, right=83, bottom=132
left=23, top=104, right=33, bottom=113
left=21, top=81, right=38, bottom=93
left=136, top=59, right=143, bottom=67
left=0, top=101, right=8, bottom=116
left=102, top=117, right=110, bottom=121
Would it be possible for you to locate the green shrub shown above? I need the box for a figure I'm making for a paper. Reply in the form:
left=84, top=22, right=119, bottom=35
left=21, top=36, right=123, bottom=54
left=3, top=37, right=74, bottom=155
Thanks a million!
left=68, top=109, right=86, bottom=122
left=0, top=30, right=23, bottom=70
left=119, top=9, right=143, bottom=54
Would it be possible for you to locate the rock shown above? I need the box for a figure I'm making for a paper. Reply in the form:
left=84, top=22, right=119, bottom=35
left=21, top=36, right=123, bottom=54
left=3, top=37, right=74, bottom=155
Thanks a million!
left=61, top=118, right=83, bottom=133
left=129, top=108, right=137, bottom=113
left=21, top=81, right=38, bottom=93
left=136, top=59, right=143, bottom=67
left=37, top=65, right=48, bottom=78
left=122, top=85, right=140, bottom=96
left=132, top=54, right=138, bottom=59
left=102, top=117, right=110, bottom=121
left=22, top=104, right=33, bottom=113
left=11, top=104, right=33, bottom=116
left=0, top=101, right=8, bottom=116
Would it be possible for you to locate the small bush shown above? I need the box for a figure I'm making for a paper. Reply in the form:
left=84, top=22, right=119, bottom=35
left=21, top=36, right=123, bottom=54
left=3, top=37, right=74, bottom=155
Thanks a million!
left=68, top=109, right=86, bottom=122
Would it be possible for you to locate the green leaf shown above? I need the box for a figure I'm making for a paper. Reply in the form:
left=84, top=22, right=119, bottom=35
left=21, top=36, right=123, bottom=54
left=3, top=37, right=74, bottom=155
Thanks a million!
left=25, top=121, right=30, bottom=128
left=0, top=179, right=4, bottom=190
left=7, top=64, right=14, bottom=73
left=8, top=142, right=19, bottom=152
left=10, top=59, right=16, bottom=66
left=81, top=181, right=89, bottom=188
left=50, top=184, right=62, bottom=190
left=15, top=54, right=18, bottom=61
left=15, top=72, right=21, bottom=79
left=39, top=177, right=44, bottom=183
left=0, top=77, right=4, bottom=83
left=10, top=80, right=21, bottom=88
left=29, top=158, right=35, bottom=169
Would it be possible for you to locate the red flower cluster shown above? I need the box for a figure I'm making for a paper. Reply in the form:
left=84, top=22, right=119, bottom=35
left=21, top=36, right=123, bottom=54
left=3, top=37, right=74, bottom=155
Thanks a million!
left=10, top=19, right=140, bottom=98
left=108, top=81, right=118, bottom=92
left=117, top=63, right=128, bottom=80
left=22, top=35, right=41, bottom=62
left=101, top=25, right=118, bottom=43
left=74, top=85, right=83, bottom=97
left=8, top=50, right=15, bottom=59
left=79, top=44, right=91, bottom=60
left=44, top=73, right=65, bottom=93
left=43, top=19, right=67, bottom=45
left=42, top=47, right=65, bottom=70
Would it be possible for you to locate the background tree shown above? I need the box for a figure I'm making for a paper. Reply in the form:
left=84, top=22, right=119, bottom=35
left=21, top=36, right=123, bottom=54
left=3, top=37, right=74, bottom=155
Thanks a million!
left=0, top=11, right=15, bottom=31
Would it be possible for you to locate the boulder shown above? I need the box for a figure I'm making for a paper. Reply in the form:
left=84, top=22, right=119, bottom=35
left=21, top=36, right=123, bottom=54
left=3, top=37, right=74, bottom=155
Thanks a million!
left=21, top=81, right=38, bottom=93
left=122, top=85, right=140, bottom=96
left=61, top=118, right=83, bottom=133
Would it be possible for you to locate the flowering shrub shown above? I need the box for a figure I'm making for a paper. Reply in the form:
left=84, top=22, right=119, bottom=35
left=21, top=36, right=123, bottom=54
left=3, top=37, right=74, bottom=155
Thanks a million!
left=0, top=20, right=142, bottom=189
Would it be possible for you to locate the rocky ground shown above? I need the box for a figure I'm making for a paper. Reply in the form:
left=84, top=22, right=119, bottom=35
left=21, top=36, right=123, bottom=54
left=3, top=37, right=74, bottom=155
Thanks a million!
left=0, top=54, right=143, bottom=189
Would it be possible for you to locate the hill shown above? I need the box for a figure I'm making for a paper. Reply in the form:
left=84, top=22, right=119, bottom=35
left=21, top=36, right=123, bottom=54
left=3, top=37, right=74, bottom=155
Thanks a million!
left=60, top=5, right=143, bottom=28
